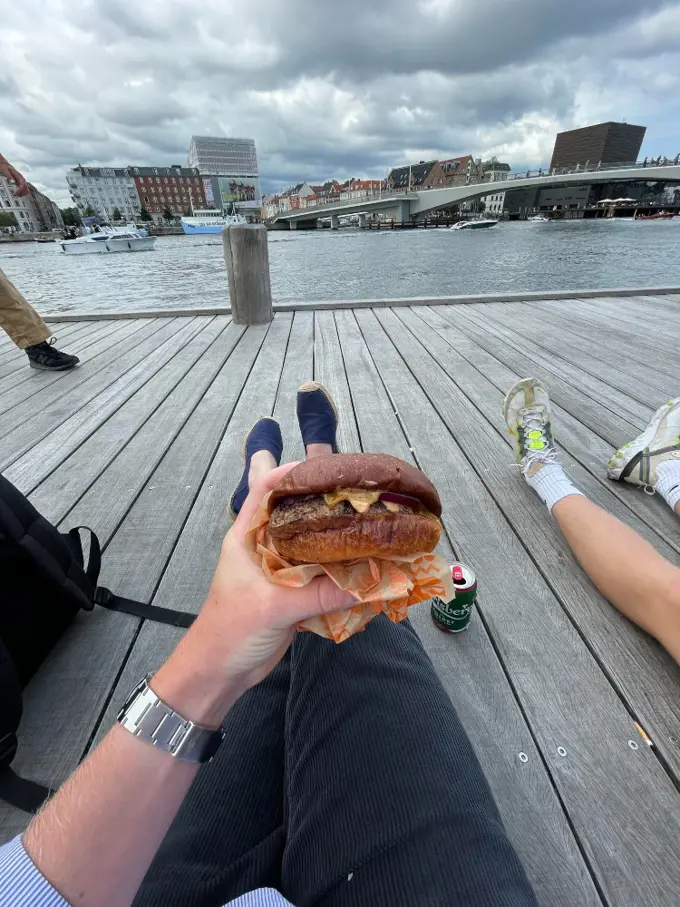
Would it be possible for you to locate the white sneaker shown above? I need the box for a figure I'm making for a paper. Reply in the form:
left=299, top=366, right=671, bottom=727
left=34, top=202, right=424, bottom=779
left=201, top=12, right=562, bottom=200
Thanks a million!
left=608, top=398, right=680, bottom=487
left=503, top=378, right=559, bottom=477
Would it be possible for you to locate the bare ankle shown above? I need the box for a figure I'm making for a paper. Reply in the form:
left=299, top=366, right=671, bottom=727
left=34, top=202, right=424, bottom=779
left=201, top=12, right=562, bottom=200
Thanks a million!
left=248, top=450, right=277, bottom=486
left=307, top=443, right=333, bottom=460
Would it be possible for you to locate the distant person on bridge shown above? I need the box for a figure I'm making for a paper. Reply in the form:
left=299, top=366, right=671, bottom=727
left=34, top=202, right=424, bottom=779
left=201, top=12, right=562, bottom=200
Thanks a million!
left=505, top=378, right=680, bottom=664
left=0, top=153, right=79, bottom=371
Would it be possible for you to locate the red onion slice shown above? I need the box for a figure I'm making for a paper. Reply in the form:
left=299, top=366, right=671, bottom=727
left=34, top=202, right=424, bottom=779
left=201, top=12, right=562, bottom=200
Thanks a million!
left=379, top=491, right=421, bottom=508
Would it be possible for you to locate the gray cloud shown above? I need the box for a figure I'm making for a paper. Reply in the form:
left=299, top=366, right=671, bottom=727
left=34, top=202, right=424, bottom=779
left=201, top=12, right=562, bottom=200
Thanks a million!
left=1, top=0, right=678, bottom=205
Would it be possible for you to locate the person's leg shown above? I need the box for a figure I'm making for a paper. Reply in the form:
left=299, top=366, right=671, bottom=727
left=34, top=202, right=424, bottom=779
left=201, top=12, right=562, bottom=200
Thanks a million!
left=229, top=418, right=284, bottom=519
left=504, top=379, right=680, bottom=664
left=281, top=616, right=536, bottom=907
left=0, top=267, right=51, bottom=348
left=551, top=496, right=680, bottom=662
left=134, top=655, right=290, bottom=907
left=278, top=384, right=534, bottom=906
left=297, top=381, right=338, bottom=456
left=0, top=267, right=80, bottom=370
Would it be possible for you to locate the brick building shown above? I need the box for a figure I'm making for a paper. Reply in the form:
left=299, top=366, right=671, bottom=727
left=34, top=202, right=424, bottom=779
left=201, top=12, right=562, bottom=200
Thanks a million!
left=134, top=166, right=207, bottom=219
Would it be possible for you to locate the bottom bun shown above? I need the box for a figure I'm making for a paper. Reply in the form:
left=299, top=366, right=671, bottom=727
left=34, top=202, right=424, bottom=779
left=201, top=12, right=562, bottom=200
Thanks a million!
left=272, top=513, right=441, bottom=563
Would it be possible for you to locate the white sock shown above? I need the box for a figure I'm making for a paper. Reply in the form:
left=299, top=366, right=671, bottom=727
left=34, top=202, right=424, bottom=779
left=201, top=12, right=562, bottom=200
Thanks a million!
left=525, top=463, right=584, bottom=513
left=655, top=461, right=680, bottom=512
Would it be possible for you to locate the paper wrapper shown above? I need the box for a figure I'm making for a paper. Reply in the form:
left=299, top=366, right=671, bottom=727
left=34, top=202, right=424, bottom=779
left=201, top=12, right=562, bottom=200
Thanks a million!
left=247, top=492, right=455, bottom=643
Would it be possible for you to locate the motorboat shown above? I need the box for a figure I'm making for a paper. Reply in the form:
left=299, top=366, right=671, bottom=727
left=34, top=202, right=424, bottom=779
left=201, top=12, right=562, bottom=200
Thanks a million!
left=633, top=210, right=675, bottom=221
left=180, top=208, right=248, bottom=234
left=60, top=227, right=155, bottom=254
left=450, top=218, right=499, bottom=230
left=527, top=215, right=551, bottom=222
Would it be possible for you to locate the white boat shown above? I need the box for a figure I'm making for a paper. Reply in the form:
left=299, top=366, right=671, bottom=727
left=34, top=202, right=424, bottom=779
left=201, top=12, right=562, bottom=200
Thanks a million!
left=450, top=218, right=499, bottom=230
left=180, top=209, right=247, bottom=235
left=60, top=227, right=155, bottom=254
left=527, top=215, right=551, bottom=222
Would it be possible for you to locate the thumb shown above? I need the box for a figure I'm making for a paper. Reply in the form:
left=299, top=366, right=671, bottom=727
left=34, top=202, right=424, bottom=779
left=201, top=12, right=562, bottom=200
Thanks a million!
left=275, top=575, right=358, bottom=626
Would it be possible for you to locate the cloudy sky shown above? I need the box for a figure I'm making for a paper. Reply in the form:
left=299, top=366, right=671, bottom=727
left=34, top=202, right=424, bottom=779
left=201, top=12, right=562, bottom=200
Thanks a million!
left=2, top=0, right=679, bottom=206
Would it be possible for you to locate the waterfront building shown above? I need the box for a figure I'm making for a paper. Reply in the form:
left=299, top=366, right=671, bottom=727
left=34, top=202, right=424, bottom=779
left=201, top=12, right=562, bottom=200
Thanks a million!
left=0, top=173, right=60, bottom=232
left=66, top=166, right=142, bottom=221
left=479, top=158, right=511, bottom=215
left=386, top=161, right=441, bottom=190
left=133, top=166, right=206, bottom=219
left=187, top=135, right=262, bottom=213
left=66, top=165, right=206, bottom=223
left=28, top=185, right=64, bottom=230
left=550, top=122, right=646, bottom=172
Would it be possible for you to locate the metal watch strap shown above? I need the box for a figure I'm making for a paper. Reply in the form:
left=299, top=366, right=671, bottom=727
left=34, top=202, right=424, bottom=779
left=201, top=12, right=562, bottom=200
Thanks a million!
left=117, top=674, right=224, bottom=764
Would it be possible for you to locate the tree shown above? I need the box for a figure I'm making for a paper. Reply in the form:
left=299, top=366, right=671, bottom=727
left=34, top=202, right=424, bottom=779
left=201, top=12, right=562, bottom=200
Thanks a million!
left=112, top=207, right=122, bottom=222
left=0, top=211, right=18, bottom=228
left=60, top=207, right=82, bottom=227
left=139, top=206, right=153, bottom=222
left=84, top=205, right=96, bottom=217
left=163, top=206, right=174, bottom=222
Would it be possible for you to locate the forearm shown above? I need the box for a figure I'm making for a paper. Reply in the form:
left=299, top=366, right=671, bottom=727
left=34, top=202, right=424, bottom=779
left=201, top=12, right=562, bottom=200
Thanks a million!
left=23, top=633, right=239, bottom=907
left=24, top=724, right=198, bottom=907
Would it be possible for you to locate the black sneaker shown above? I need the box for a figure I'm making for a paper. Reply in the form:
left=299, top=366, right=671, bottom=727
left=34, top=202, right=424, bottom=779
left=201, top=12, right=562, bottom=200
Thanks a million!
left=25, top=338, right=80, bottom=371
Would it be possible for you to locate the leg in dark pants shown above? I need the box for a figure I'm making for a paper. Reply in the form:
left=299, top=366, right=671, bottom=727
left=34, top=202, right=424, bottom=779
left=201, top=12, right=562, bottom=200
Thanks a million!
left=137, top=616, right=536, bottom=907
left=134, top=654, right=290, bottom=907
left=281, top=616, right=536, bottom=907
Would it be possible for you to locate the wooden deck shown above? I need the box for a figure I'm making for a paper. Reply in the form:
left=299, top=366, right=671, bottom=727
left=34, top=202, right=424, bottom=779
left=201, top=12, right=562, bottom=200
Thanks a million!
left=2, top=295, right=680, bottom=906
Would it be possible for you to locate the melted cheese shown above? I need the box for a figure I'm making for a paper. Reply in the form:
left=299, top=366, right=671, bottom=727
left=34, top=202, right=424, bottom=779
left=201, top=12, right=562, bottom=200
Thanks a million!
left=323, top=488, right=381, bottom=513
left=321, top=487, right=437, bottom=519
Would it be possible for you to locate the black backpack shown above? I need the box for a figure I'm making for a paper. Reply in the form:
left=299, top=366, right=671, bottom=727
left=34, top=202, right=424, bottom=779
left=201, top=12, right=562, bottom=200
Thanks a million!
left=0, top=472, right=196, bottom=813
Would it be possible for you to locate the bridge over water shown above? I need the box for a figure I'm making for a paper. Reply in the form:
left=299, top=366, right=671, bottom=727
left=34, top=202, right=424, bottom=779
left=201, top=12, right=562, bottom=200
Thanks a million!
left=272, top=162, right=680, bottom=228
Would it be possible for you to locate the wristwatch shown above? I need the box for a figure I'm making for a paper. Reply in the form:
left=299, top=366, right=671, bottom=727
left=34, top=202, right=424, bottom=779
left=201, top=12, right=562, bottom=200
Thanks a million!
left=117, top=674, right=224, bottom=763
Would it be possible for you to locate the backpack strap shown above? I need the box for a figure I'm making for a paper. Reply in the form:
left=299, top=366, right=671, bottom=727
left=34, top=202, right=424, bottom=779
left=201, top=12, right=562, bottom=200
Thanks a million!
left=93, top=587, right=195, bottom=629
left=0, top=767, right=53, bottom=814
left=69, top=527, right=196, bottom=629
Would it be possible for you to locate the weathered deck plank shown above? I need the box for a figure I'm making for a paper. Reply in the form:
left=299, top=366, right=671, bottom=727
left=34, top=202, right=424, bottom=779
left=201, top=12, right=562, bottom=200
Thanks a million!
left=356, top=307, right=680, bottom=906
left=0, top=319, right=120, bottom=383
left=28, top=318, right=235, bottom=517
left=0, top=318, right=149, bottom=416
left=2, top=298, right=680, bottom=907
left=484, top=302, right=675, bottom=403
left=333, top=309, right=602, bottom=905
left=391, top=305, right=680, bottom=779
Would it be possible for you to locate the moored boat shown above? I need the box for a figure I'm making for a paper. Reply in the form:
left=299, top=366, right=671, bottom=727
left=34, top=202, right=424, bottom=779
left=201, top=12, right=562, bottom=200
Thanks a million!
left=60, top=227, right=155, bottom=254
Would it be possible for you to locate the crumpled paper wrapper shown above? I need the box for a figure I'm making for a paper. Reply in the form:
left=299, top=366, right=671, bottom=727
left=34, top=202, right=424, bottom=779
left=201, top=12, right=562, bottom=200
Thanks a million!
left=246, top=491, right=455, bottom=643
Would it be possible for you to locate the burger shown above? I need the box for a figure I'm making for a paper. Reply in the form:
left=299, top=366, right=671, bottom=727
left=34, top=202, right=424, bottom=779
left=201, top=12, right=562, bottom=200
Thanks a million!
left=268, top=453, right=442, bottom=563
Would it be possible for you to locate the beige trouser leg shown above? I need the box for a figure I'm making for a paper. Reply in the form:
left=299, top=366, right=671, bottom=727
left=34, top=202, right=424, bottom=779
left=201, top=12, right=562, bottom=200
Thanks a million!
left=0, top=267, right=51, bottom=349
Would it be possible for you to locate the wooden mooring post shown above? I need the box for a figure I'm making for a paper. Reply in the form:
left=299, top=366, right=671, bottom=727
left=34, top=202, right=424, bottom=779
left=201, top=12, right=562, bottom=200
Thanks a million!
left=222, top=224, right=273, bottom=324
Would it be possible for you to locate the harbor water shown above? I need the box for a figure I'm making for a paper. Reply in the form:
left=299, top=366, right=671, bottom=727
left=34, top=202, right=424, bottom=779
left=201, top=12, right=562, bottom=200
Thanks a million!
left=1, top=218, right=679, bottom=315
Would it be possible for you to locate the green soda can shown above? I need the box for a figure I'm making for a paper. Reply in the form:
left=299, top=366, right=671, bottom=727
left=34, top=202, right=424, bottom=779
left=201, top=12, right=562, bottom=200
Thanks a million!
left=430, top=563, right=477, bottom=633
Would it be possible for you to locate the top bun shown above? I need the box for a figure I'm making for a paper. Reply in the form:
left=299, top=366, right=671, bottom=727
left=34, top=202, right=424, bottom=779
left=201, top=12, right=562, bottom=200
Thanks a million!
left=269, top=453, right=442, bottom=517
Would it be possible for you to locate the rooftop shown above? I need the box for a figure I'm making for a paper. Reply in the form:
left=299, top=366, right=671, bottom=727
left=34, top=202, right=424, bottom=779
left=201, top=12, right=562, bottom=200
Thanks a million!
left=1, top=292, right=679, bottom=905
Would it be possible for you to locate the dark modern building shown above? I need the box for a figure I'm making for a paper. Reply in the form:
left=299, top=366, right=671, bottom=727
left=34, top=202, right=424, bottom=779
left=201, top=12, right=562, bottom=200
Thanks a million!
left=549, top=122, right=646, bottom=171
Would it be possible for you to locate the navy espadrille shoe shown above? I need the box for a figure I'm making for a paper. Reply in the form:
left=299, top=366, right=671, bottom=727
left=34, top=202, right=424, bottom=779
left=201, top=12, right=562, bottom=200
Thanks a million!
left=229, top=417, right=283, bottom=519
left=297, top=382, right=339, bottom=453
